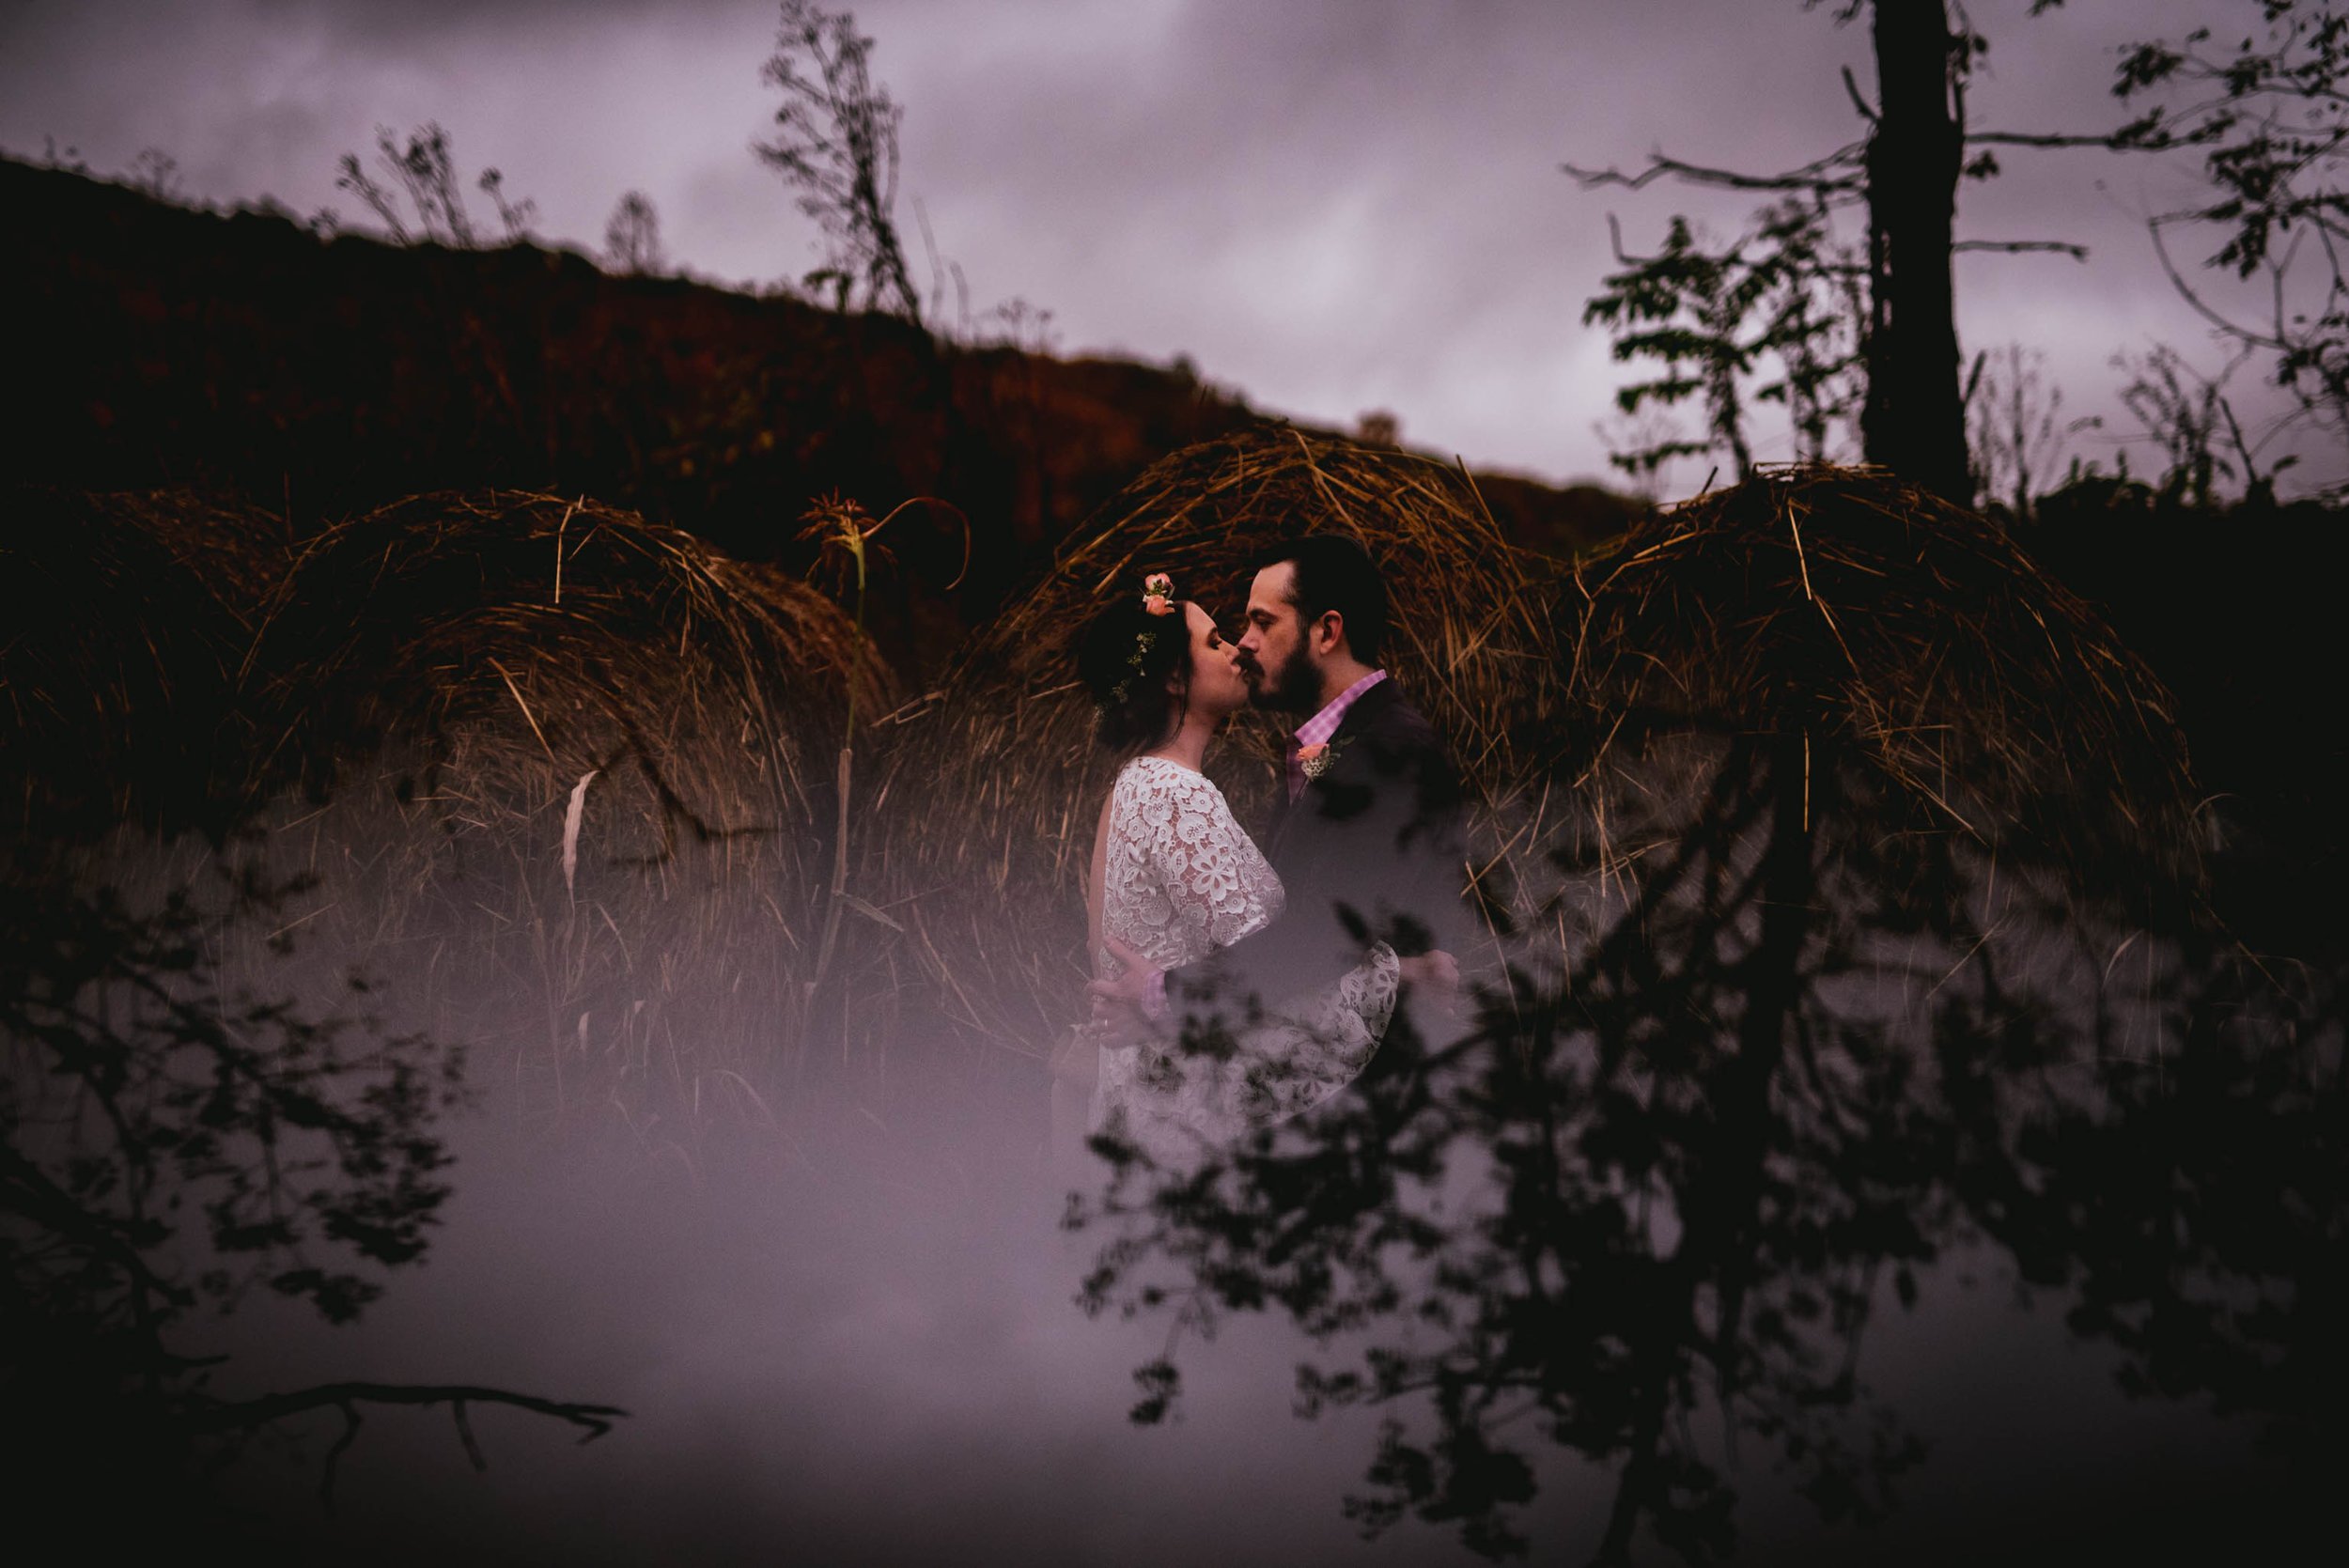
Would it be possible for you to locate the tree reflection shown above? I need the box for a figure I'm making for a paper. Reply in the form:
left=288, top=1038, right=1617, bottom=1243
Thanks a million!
left=1067, top=473, right=2344, bottom=1562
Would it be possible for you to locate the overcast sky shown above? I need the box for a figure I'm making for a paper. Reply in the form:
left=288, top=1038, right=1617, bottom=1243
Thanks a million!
left=4, top=0, right=2337, bottom=495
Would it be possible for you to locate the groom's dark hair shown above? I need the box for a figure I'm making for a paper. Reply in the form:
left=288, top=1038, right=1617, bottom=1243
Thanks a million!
left=1254, top=534, right=1387, bottom=663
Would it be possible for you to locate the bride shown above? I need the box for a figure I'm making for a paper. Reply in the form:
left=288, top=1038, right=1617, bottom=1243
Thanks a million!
left=1051, top=570, right=1448, bottom=1165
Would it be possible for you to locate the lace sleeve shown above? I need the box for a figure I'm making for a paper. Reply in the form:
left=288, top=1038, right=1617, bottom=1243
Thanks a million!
left=1141, top=767, right=1283, bottom=955
left=1226, top=942, right=1399, bottom=1126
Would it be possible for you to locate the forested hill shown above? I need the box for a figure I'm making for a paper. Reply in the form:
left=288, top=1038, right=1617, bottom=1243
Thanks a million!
left=4, top=155, right=1635, bottom=639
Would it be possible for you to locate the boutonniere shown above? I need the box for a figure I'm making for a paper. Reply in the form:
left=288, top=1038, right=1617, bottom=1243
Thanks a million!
left=1297, top=737, right=1349, bottom=781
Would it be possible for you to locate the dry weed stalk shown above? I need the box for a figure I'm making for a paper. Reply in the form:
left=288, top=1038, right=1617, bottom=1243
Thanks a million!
left=793, top=490, right=962, bottom=1071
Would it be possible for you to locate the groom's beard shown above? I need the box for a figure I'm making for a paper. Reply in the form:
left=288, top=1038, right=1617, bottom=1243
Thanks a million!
left=1246, top=646, right=1322, bottom=716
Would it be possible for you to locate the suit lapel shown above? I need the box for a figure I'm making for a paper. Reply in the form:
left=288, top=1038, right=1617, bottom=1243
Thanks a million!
left=1268, top=771, right=1302, bottom=864
left=1267, top=680, right=1400, bottom=867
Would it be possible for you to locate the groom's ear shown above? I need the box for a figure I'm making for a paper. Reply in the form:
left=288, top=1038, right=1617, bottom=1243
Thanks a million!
left=1312, top=608, right=1346, bottom=657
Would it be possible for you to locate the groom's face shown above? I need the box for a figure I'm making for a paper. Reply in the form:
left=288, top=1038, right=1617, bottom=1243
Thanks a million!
left=1237, top=562, right=1321, bottom=716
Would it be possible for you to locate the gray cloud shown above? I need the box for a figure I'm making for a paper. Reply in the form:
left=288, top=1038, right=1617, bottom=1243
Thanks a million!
left=1, top=0, right=2334, bottom=490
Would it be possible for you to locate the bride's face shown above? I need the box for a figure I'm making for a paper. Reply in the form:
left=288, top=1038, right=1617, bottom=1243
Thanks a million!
left=1175, top=601, right=1249, bottom=722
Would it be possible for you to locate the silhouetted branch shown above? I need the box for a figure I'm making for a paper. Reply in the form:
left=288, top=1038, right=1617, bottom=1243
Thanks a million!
left=1840, top=66, right=1877, bottom=124
left=188, top=1381, right=627, bottom=1440
left=184, top=1382, right=628, bottom=1505
left=1563, top=144, right=1867, bottom=195
left=2147, top=219, right=2283, bottom=351
left=1952, top=239, right=2090, bottom=259
left=1964, top=127, right=2151, bottom=149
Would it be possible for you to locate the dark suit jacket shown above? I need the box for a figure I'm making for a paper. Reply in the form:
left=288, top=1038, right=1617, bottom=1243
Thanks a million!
left=1166, top=678, right=1472, bottom=1031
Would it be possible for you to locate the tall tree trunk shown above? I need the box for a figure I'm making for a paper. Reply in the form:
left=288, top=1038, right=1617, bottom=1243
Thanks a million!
left=1861, top=0, right=1971, bottom=501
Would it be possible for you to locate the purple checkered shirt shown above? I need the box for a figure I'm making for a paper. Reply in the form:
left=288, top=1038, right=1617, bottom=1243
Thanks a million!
left=1285, top=668, right=1389, bottom=801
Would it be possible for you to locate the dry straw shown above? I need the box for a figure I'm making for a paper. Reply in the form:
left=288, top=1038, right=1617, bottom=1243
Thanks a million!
left=1, top=487, right=290, bottom=843
left=865, top=455, right=2203, bottom=1048
left=235, top=489, right=894, bottom=1123
left=1538, top=464, right=2203, bottom=940
left=862, top=427, right=1567, bottom=1045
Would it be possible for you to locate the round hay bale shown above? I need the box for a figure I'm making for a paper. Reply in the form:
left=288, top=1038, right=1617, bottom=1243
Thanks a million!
left=237, top=490, right=895, bottom=1114
left=0, top=487, right=291, bottom=844
left=1540, top=465, right=2202, bottom=940
left=863, top=427, right=1565, bottom=1044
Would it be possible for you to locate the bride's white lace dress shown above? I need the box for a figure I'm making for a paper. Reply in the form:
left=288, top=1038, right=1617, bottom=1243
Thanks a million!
left=1088, top=755, right=1398, bottom=1163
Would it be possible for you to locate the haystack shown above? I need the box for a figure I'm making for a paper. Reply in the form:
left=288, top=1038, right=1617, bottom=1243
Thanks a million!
left=1538, top=466, right=2202, bottom=947
left=236, top=490, right=894, bottom=1116
left=0, top=487, right=291, bottom=844
left=863, top=427, right=1565, bottom=1044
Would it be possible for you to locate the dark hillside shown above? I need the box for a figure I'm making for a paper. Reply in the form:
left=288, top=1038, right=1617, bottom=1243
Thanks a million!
left=4, top=157, right=1629, bottom=668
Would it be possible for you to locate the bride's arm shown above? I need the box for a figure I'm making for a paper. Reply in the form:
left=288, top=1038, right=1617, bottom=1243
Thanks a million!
left=1395, top=951, right=1459, bottom=992
left=1089, top=780, right=1364, bottom=1027
left=1084, top=786, right=1114, bottom=970
left=1089, top=769, right=1283, bottom=1023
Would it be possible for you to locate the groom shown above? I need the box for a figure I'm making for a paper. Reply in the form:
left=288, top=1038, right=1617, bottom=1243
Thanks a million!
left=1093, top=533, right=1471, bottom=1045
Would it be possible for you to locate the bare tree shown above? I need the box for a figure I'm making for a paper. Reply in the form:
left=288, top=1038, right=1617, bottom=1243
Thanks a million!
left=973, top=295, right=1056, bottom=352
left=2118, top=345, right=2228, bottom=508
left=755, top=0, right=924, bottom=322
left=476, top=166, right=537, bottom=243
left=604, top=190, right=666, bottom=276
left=333, top=124, right=536, bottom=250
left=334, top=142, right=410, bottom=243
left=1567, top=1, right=2108, bottom=502
left=1966, top=343, right=2094, bottom=520
left=387, top=123, right=474, bottom=247
left=2109, top=342, right=2300, bottom=507
left=125, top=147, right=182, bottom=202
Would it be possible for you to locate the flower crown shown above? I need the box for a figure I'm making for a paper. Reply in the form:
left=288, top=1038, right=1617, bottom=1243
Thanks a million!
left=1102, top=571, right=1178, bottom=708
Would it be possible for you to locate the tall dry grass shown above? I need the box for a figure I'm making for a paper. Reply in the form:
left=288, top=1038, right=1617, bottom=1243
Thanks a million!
left=228, top=489, right=895, bottom=1130
left=6, top=463, right=2205, bottom=1141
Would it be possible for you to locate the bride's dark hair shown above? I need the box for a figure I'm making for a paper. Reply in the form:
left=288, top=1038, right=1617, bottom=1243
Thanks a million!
left=1075, top=597, right=1191, bottom=753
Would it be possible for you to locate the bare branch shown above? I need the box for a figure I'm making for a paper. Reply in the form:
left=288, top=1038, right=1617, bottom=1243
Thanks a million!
left=322, top=1403, right=363, bottom=1505
left=1605, top=212, right=1635, bottom=267
left=1963, top=128, right=2155, bottom=149
left=184, top=1381, right=627, bottom=1442
left=452, top=1398, right=489, bottom=1469
left=1952, top=239, right=2090, bottom=260
left=1841, top=66, right=1877, bottom=125
left=2148, top=219, right=2282, bottom=351
left=1563, top=143, right=1866, bottom=196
